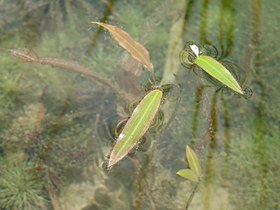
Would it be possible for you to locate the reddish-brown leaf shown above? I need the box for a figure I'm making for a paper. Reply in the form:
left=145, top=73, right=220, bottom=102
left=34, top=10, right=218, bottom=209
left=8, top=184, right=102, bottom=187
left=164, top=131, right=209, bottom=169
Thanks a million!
left=93, top=22, right=154, bottom=74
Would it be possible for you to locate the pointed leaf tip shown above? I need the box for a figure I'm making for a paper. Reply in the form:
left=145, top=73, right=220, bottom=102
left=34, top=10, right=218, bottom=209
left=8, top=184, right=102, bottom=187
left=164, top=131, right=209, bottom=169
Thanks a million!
left=108, top=89, right=163, bottom=168
left=194, top=55, right=244, bottom=95
left=177, top=169, right=199, bottom=183
left=92, top=22, right=154, bottom=74
left=186, top=146, right=202, bottom=177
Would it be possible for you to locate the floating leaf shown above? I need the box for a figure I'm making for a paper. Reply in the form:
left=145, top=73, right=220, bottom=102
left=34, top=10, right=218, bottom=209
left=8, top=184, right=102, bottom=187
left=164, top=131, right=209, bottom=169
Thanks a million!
left=108, top=89, right=163, bottom=168
left=177, top=169, right=199, bottom=183
left=186, top=146, right=202, bottom=177
left=93, top=22, right=154, bottom=74
left=194, top=55, right=244, bottom=94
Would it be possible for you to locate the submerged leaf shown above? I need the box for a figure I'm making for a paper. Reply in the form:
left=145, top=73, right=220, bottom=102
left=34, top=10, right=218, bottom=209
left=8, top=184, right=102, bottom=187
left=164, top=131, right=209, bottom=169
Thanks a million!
left=177, top=169, right=199, bottom=183
left=2, top=48, right=38, bottom=62
left=108, top=89, right=163, bottom=168
left=186, top=146, right=202, bottom=177
left=194, top=55, right=244, bottom=94
left=93, top=22, right=154, bottom=74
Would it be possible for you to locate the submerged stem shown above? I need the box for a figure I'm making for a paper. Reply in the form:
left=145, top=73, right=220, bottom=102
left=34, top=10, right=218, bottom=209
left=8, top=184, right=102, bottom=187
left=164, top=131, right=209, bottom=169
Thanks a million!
left=3, top=48, right=136, bottom=102
left=185, top=181, right=199, bottom=210
left=38, top=57, right=135, bottom=102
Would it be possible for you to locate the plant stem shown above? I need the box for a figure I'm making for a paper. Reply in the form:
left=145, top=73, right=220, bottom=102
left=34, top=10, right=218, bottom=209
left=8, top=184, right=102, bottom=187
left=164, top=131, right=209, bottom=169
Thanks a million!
left=185, top=181, right=199, bottom=210
left=38, top=57, right=135, bottom=101
left=3, top=48, right=136, bottom=102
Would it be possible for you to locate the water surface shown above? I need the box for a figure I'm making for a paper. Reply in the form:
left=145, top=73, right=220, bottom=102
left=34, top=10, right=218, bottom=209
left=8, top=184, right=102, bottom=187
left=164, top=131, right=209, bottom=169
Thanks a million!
left=0, top=0, right=279, bottom=210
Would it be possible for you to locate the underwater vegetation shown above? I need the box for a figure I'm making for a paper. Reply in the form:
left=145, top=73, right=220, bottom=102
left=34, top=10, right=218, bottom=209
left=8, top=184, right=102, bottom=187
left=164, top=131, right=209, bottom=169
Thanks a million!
left=1, top=19, right=249, bottom=210
left=0, top=161, right=46, bottom=210
left=108, top=88, right=163, bottom=168
left=180, top=42, right=244, bottom=95
left=0, top=0, right=110, bottom=45
left=0, top=0, right=279, bottom=210
left=177, top=146, right=202, bottom=210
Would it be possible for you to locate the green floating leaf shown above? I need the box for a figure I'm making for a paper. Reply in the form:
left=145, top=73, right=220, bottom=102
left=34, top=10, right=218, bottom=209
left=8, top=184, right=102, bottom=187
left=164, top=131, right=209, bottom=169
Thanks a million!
left=108, top=89, right=163, bottom=168
left=194, top=55, right=244, bottom=95
left=92, top=22, right=154, bottom=74
left=177, top=169, right=199, bottom=183
left=186, top=146, right=202, bottom=177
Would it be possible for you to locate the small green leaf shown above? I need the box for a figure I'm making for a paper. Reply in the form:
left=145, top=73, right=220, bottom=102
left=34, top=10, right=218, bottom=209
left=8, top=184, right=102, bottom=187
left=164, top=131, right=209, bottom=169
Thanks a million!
left=177, top=169, right=199, bottom=183
left=194, top=55, right=244, bottom=95
left=186, top=146, right=202, bottom=177
left=108, top=89, right=163, bottom=168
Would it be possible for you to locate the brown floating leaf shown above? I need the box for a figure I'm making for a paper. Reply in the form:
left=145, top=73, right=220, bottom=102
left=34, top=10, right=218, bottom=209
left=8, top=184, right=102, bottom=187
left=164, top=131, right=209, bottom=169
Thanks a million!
left=93, top=22, right=154, bottom=74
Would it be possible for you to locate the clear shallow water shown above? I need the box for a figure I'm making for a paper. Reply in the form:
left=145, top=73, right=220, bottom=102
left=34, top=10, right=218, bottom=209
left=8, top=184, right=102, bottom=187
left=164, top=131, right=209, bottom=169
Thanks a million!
left=0, top=0, right=279, bottom=210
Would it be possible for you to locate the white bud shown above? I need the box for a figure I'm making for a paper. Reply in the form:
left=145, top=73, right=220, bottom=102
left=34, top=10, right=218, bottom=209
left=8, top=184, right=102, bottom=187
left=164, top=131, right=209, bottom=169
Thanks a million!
left=190, top=44, right=200, bottom=57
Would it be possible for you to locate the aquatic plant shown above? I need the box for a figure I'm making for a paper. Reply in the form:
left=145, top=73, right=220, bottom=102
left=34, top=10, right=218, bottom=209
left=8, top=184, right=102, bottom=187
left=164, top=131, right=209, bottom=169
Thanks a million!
left=0, top=15, right=261, bottom=210
left=180, top=42, right=244, bottom=95
left=0, top=161, right=46, bottom=210
left=0, top=65, right=32, bottom=109
left=0, top=0, right=105, bottom=43
left=91, top=22, right=183, bottom=168
left=108, top=89, right=163, bottom=167
left=2, top=48, right=135, bottom=103
left=177, top=145, right=202, bottom=209
left=177, top=145, right=202, bottom=183
left=224, top=125, right=280, bottom=210
left=0, top=102, right=46, bottom=163
left=93, top=22, right=155, bottom=82
left=2, top=22, right=244, bottom=172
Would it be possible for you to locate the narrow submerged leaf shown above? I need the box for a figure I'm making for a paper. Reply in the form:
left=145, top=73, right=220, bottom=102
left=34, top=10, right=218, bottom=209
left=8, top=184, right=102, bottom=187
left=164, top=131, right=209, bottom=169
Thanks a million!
left=177, top=169, right=199, bottom=183
left=194, top=55, right=244, bottom=94
left=186, top=146, right=202, bottom=177
left=3, top=48, right=38, bottom=62
left=108, top=89, right=163, bottom=168
left=93, top=22, right=154, bottom=74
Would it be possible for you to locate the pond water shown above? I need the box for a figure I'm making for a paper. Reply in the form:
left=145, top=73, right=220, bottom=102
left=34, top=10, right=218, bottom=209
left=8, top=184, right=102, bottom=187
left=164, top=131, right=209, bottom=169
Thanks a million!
left=0, top=0, right=279, bottom=210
